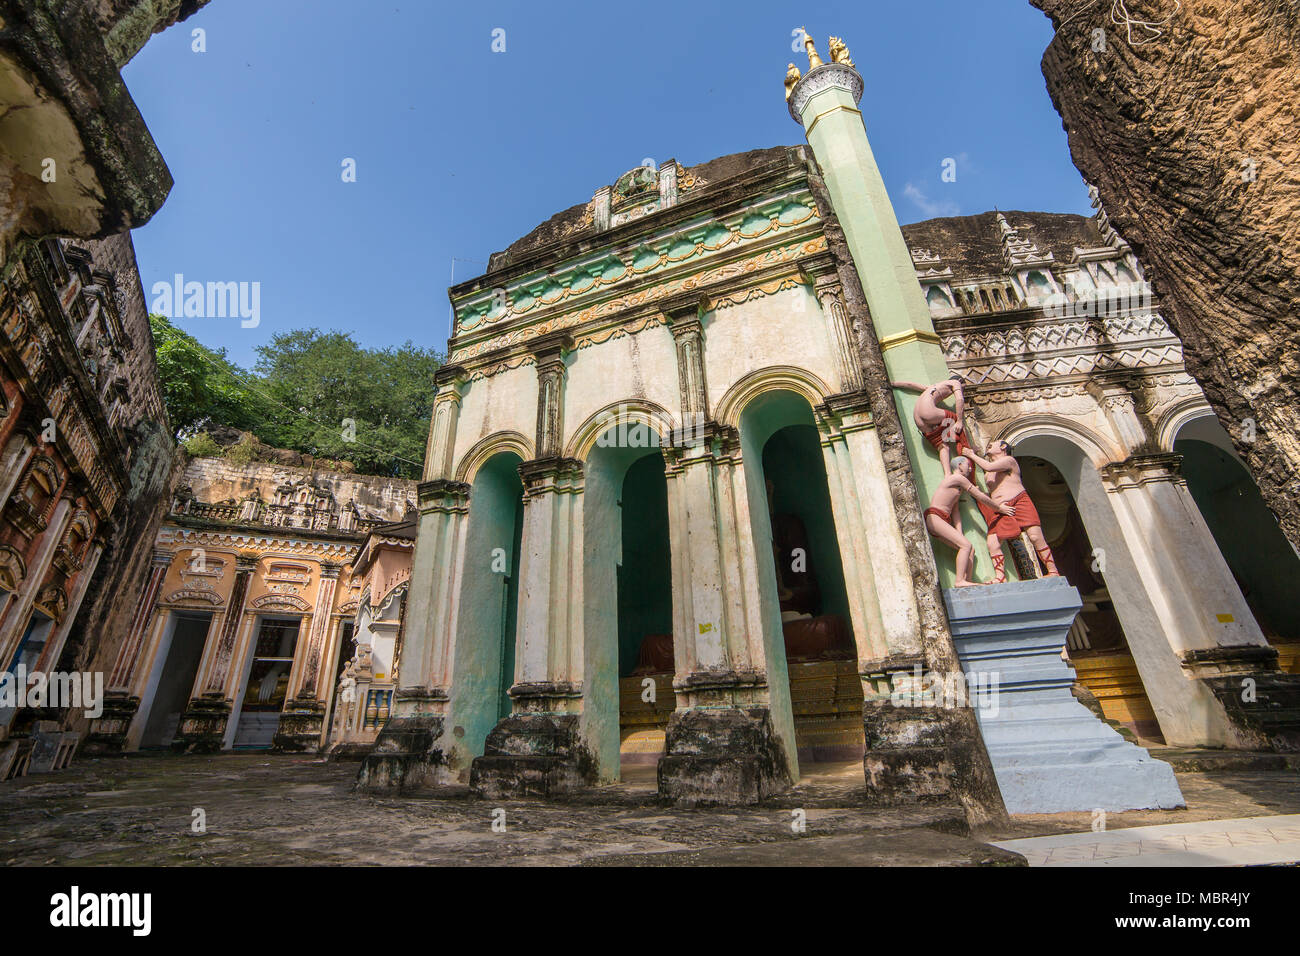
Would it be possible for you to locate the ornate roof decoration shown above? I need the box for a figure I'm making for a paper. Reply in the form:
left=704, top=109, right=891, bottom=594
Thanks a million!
left=997, top=212, right=1056, bottom=270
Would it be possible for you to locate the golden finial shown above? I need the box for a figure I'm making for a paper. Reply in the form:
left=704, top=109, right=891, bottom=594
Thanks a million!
left=828, top=36, right=854, bottom=67
left=784, top=62, right=801, bottom=100
left=799, top=27, right=823, bottom=68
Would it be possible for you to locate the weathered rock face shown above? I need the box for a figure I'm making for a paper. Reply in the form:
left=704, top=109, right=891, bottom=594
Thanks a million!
left=1031, top=0, right=1300, bottom=547
left=0, top=0, right=210, bottom=268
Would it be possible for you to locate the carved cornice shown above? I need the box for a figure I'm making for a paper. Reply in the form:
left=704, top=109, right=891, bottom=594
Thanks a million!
left=1098, top=452, right=1184, bottom=490
left=157, top=526, right=360, bottom=563
left=416, top=478, right=471, bottom=514
left=518, top=456, right=584, bottom=491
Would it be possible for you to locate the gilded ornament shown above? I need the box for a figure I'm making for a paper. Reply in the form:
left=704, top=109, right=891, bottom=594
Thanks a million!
left=828, top=36, right=854, bottom=67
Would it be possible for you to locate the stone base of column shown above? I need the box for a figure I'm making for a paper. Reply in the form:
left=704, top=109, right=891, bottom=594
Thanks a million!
left=80, top=693, right=140, bottom=754
left=657, top=707, right=792, bottom=807
left=946, top=577, right=1185, bottom=813
left=1183, top=646, right=1300, bottom=752
left=862, top=701, right=965, bottom=804
left=469, top=713, right=596, bottom=799
left=356, top=713, right=450, bottom=791
left=859, top=653, right=1003, bottom=818
left=171, top=696, right=231, bottom=754
left=272, top=698, right=326, bottom=753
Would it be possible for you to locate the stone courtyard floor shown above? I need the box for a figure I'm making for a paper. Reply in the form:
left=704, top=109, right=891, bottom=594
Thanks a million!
left=0, top=753, right=1296, bottom=866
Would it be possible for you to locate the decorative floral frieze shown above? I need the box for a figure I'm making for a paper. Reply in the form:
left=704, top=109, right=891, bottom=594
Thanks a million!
left=452, top=188, right=820, bottom=338
left=451, top=236, right=827, bottom=363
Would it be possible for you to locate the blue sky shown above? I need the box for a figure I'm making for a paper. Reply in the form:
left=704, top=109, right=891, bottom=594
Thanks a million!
left=122, top=0, right=1088, bottom=368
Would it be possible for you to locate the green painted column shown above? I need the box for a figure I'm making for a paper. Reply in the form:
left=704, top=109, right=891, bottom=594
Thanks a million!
left=786, top=35, right=991, bottom=585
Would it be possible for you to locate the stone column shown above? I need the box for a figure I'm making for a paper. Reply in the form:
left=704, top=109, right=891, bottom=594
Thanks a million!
left=815, top=395, right=920, bottom=667
left=173, top=556, right=256, bottom=753
left=532, top=333, right=571, bottom=458
left=107, top=549, right=172, bottom=692
left=422, top=364, right=465, bottom=482
left=0, top=436, right=34, bottom=508
left=357, top=478, right=470, bottom=790
left=0, top=497, right=72, bottom=668
left=664, top=294, right=710, bottom=423
left=785, top=44, right=1007, bottom=823
left=87, top=550, right=172, bottom=752
left=787, top=54, right=987, bottom=587
left=471, top=334, right=593, bottom=797
left=803, top=259, right=865, bottom=393
left=655, top=421, right=796, bottom=805
left=37, top=539, right=103, bottom=672
left=1100, top=452, right=1299, bottom=750
left=274, top=563, right=341, bottom=752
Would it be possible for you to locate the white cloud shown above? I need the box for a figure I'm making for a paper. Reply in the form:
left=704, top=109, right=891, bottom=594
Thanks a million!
left=904, top=183, right=960, bottom=218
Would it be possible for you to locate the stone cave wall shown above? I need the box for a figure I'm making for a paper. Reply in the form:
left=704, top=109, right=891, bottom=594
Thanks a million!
left=1031, top=0, right=1300, bottom=548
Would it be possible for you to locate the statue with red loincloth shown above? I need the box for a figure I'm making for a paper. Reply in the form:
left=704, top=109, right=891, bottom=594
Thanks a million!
left=892, top=375, right=972, bottom=475
left=923, top=456, right=1014, bottom=587
left=963, top=439, right=1061, bottom=583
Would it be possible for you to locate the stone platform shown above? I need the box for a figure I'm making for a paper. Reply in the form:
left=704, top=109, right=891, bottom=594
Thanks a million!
left=945, top=577, right=1184, bottom=814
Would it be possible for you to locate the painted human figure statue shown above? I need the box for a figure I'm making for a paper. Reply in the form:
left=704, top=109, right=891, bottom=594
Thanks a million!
left=892, top=375, right=972, bottom=474
left=923, top=455, right=1014, bottom=587
left=963, top=439, right=1061, bottom=583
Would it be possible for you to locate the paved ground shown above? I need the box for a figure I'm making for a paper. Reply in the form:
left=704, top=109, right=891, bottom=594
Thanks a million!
left=994, top=815, right=1300, bottom=867
left=0, top=754, right=1295, bottom=866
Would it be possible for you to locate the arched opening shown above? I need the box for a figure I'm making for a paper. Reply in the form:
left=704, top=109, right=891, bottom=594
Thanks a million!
left=454, top=452, right=524, bottom=760
left=926, top=285, right=952, bottom=311
left=583, top=425, right=673, bottom=786
left=739, top=389, right=863, bottom=774
left=1026, top=271, right=1052, bottom=301
left=1175, top=418, right=1300, bottom=672
left=1019, top=455, right=1164, bottom=742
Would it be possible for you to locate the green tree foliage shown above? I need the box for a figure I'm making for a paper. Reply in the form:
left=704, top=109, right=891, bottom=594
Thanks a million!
left=150, top=314, right=270, bottom=437
left=253, top=329, right=442, bottom=477
left=149, top=316, right=441, bottom=478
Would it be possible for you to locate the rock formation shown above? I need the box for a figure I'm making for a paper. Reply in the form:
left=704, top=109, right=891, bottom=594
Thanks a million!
left=0, top=0, right=211, bottom=267
left=1031, top=0, right=1300, bottom=547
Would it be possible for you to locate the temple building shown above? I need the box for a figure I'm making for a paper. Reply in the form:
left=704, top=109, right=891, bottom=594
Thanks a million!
left=359, top=32, right=1298, bottom=815
left=0, top=234, right=174, bottom=779
left=327, top=515, right=415, bottom=756
left=908, top=204, right=1300, bottom=749
left=86, top=456, right=415, bottom=754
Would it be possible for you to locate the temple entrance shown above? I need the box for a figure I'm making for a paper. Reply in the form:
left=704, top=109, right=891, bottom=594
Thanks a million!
left=454, top=452, right=524, bottom=759
left=1019, top=456, right=1164, bottom=741
left=585, top=426, right=673, bottom=785
left=230, top=616, right=300, bottom=749
left=741, top=389, right=864, bottom=773
left=1175, top=419, right=1300, bottom=673
left=137, top=612, right=212, bottom=749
